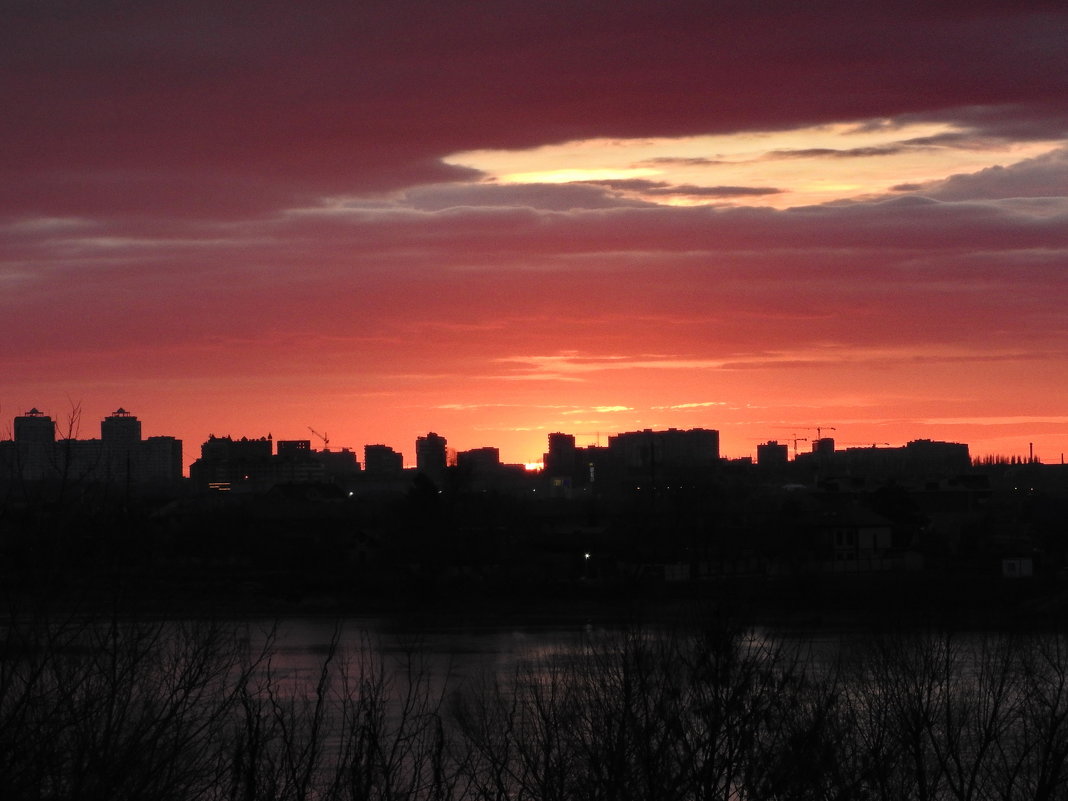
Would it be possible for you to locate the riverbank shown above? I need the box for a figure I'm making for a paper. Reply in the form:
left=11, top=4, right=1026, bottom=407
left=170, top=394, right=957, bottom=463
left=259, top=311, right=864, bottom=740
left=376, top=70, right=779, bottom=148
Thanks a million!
left=13, top=565, right=1062, bottom=634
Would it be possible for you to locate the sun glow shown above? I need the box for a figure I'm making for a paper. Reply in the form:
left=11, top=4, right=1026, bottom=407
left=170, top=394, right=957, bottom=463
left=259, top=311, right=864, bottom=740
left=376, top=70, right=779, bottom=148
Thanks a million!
left=501, top=167, right=659, bottom=184
left=447, top=121, right=1065, bottom=208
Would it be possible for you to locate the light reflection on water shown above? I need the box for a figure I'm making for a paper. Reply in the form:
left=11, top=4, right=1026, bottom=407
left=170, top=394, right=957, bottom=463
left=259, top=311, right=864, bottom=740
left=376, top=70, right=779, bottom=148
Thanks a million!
left=255, top=616, right=605, bottom=692
left=249, top=617, right=1000, bottom=705
left=259, top=617, right=863, bottom=678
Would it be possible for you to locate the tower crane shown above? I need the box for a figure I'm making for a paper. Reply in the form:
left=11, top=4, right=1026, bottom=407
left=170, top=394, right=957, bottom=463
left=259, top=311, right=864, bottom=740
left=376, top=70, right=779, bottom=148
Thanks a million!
left=814, top=426, right=837, bottom=440
left=307, top=426, right=330, bottom=451
left=790, top=435, right=808, bottom=457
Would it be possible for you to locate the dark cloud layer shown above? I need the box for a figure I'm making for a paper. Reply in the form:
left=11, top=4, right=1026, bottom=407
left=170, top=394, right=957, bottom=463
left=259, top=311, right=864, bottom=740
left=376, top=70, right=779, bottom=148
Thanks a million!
left=3, top=1, right=1067, bottom=217
left=581, top=179, right=783, bottom=198
left=907, top=147, right=1068, bottom=200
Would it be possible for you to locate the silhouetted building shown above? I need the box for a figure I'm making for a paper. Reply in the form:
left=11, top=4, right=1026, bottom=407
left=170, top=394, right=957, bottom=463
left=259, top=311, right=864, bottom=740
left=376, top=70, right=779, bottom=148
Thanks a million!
left=544, top=432, right=580, bottom=494
left=757, top=440, right=789, bottom=467
left=608, top=428, right=720, bottom=480
left=190, top=434, right=366, bottom=492
left=313, top=448, right=361, bottom=486
left=904, top=439, right=970, bottom=477
left=545, top=433, right=577, bottom=475
left=580, top=445, right=613, bottom=486
left=364, top=444, right=403, bottom=476
left=14, top=408, right=56, bottom=443
left=455, top=446, right=530, bottom=492
left=200, top=434, right=272, bottom=461
left=272, top=439, right=326, bottom=484
left=798, top=438, right=972, bottom=483
left=12, top=408, right=56, bottom=480
left=190, top=435, right=274, bottom=491
left=812, top=437, right=836, bottom=456
left=278, top=439, right=360, bottom=478
left=142, top=436, right=183, bottom=484
left=456, top=447, right=500, bottom=474
left=101, top=408, right=141, bottom=444
left=541, top=434, right=619, bottom=496
left=815, top=505, right=896, bottom=573
left=277, top=439, right=312, bottom=458
left=416, top=432, right=447, bottom=482
left=1, top=408, right=181, bottom=489
left=98, top=408, right=143, bottom=486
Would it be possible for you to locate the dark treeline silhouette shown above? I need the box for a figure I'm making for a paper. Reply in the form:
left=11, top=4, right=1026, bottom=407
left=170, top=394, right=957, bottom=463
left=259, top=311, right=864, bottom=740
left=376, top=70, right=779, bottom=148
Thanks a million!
left=5, top=607, right=1068, bottom=800
left=4, top=454, right=1068, bottom=624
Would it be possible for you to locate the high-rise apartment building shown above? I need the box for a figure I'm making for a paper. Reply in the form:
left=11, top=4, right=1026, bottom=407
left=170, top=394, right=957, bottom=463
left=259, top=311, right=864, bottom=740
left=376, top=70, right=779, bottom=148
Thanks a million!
left=11, top=408, right=56, bottom=480
left=101, top=408, right=142, bottom=444
left=416, top=432, right=447, bottom=481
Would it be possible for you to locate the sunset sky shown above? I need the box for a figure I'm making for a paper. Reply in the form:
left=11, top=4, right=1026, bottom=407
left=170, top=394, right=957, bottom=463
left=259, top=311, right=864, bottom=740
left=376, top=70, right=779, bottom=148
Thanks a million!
left=3, top=0, right=1068, bottom=470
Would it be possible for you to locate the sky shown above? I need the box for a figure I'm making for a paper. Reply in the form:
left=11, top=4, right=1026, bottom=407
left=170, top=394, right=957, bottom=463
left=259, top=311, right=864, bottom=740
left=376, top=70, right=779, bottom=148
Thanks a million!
left=3, top=0, right=1068, bottom=470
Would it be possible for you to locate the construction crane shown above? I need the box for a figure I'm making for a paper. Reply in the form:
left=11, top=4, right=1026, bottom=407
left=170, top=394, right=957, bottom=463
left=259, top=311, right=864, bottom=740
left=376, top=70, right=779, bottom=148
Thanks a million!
left=307, top=426, right=330, bottom=451
left=790, top=435, right=809, bottom=457
left=814, top=426, right=837, bottom=440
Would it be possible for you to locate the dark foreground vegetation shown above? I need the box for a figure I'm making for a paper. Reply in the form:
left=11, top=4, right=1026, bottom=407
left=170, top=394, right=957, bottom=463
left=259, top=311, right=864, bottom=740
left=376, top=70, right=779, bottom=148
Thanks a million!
left=5, top=608, right=1068, bottom=800
left=4, top=477, right=1068, bottom=629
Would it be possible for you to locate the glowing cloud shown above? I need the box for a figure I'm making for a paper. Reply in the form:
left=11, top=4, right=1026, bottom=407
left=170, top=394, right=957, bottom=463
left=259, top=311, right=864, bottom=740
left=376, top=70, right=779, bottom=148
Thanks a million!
left=447, top=121, right=1064, bottom=208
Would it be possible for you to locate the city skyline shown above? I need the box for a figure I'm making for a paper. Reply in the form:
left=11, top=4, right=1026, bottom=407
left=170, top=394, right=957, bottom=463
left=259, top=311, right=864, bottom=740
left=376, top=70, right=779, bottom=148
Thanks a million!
left=3, top=397, right=1060, bottom=473
left=0, top=402, right=1028, bottom=477
left=3, top=2, right=1068, bottom=469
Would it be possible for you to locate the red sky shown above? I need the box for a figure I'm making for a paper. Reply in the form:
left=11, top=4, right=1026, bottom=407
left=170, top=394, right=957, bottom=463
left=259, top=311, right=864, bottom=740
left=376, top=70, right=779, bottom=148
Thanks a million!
left=3, top=0, right=1068, bottom=470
